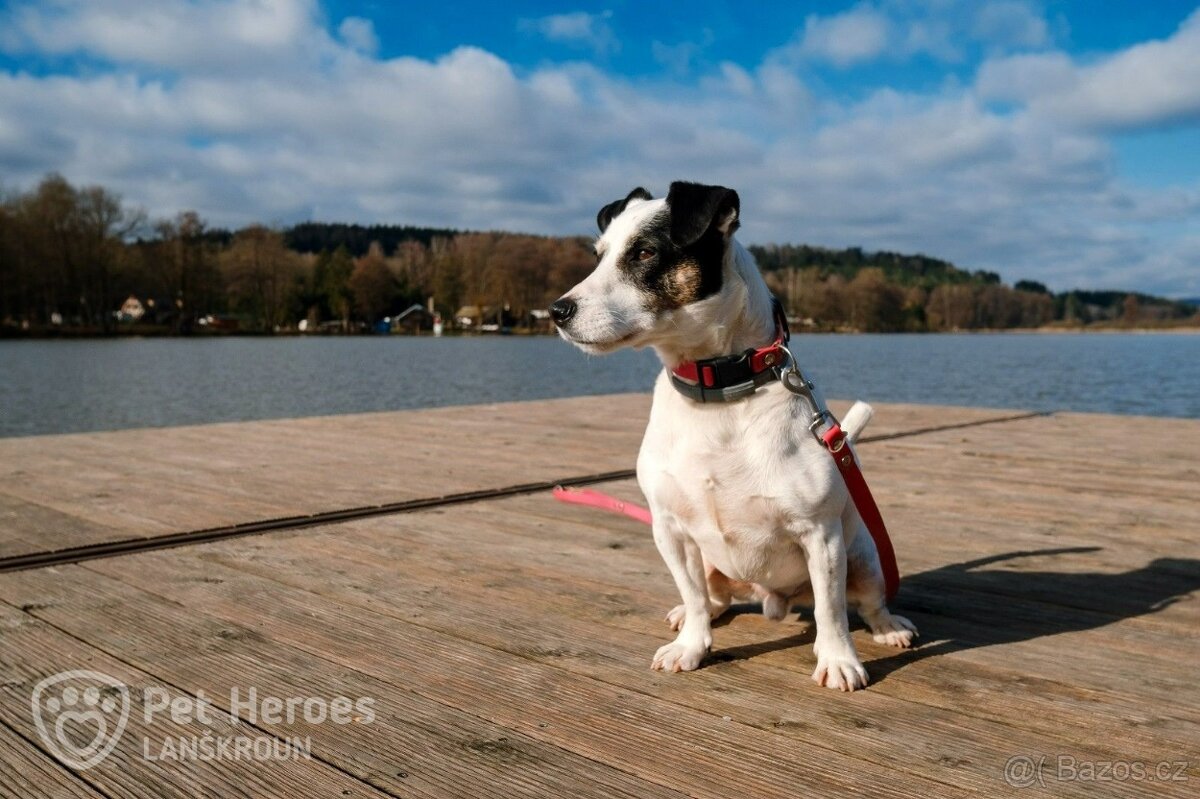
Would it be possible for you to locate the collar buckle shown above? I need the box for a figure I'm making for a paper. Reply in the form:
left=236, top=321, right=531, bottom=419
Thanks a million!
left=667, top=296, right=792, bottom=405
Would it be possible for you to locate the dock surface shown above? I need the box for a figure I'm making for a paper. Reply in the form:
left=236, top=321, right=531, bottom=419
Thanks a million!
left=0, top=394, right=1197, bottom=798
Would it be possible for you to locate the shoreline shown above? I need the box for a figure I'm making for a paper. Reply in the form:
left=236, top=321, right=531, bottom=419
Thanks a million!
left=3, top=325, right=1199, bottom=341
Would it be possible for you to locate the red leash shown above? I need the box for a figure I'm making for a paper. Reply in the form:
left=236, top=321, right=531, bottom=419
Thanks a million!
left=820, top=424, right=901, bottom=601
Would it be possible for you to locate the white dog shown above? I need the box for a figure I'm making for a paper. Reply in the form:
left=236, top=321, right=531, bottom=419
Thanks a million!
left=552, top=181, right=916, bottom=690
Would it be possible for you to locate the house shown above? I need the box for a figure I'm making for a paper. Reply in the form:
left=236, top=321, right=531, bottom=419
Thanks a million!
left=454, top=305, right=484, bottom=328
left=389, top=304, right=433, bottom=334
left=529, top=308, right=553, bottom=333
left=118, top=295, right=145, bottom=322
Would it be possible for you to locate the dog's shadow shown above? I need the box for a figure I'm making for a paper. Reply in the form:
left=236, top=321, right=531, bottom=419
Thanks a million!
left=708, top=547, right=1200, bottom=681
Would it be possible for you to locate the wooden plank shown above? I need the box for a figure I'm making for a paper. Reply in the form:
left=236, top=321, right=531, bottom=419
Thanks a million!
left=0, top=399, right=1196, bottom=797
left=0, top=565, right=970, bottom=799
left=0, top=597, right=694, bottom=799
left=75, top=531, right=1197, bottom=799
left=149, top=502, right=1200, bottom=733
left=518, top=483, right=1200, bottom=632
left=0, top=603, right=388, bottom=799
left=0, top=719, right=106, bottom=799
left=0, top=492, right=124, bottom=556
left=0, top=395, right=1027, bottom=558
left=448, top=491, right=1200, bottom=696
left=0, top=394, right=644, bottom=557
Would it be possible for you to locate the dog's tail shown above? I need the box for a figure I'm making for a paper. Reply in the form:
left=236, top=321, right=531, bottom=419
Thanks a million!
left=840, top=401, right=874, bottom=444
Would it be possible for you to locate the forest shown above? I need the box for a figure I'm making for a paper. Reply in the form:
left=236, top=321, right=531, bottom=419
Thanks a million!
left=1, top=175, right=1195, bottom=335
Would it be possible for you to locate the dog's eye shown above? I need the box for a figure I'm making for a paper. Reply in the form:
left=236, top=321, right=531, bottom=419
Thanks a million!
left=635, top=248, right=656, bottom=262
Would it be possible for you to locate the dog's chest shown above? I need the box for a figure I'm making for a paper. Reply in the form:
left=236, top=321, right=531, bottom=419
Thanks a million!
left=638, top=385, right=836, bottom=588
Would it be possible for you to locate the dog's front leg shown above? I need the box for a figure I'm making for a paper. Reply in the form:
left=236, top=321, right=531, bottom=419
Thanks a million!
left=650, top=517, right=712, bottom=672
left=802, top=519, right=869, bottom=691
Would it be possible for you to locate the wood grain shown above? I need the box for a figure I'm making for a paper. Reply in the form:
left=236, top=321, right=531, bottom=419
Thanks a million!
left=0, top=394, right=1027, bottom=558
left=0, top=395, right=1197, bottom=797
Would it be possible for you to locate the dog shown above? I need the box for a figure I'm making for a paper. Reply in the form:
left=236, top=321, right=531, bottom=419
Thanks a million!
left=552, top=181, right=916, bottom=690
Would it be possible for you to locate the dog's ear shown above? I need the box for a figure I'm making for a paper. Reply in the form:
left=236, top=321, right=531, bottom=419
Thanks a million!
left=666, top=181, right=739, bottom=246
left=597, top=187, right=653, bottom=233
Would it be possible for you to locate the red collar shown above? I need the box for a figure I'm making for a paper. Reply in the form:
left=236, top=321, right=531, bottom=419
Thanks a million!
left=668, top=299, right=790, bottom=403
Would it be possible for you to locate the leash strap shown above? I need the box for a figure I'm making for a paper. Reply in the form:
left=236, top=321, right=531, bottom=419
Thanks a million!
left=551, top=486, right=653, bottom=525
left=778, top=350, right=900, bottom=602
left=820, top=425, right=901, bottom=601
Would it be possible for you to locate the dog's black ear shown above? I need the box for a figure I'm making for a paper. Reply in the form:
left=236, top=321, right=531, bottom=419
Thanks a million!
left=597, top=187, right=653, bottom=233
left=666, top=181, right=739, bottom=246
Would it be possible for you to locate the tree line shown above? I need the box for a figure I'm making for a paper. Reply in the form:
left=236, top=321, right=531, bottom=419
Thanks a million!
left=752, top=245, right=1195, bottom=331
left=0, top=175, right=595, bottom=333
left=1, top=174, right=1194, bottom=335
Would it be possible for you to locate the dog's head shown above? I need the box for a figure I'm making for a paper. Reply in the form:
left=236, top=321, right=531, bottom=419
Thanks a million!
left=552, top=181, right=740, bottom=353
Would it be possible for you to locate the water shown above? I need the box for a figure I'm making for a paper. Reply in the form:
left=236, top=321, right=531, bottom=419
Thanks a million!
left=0, top=333, right=1196, bottom=437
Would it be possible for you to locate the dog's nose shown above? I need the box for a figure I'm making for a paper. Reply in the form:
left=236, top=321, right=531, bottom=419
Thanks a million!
left=550, top=298, right=577, bottom=326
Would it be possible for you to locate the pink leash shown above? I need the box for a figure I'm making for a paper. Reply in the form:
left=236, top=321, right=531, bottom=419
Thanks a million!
left=552, top=486, right=653, bottom=525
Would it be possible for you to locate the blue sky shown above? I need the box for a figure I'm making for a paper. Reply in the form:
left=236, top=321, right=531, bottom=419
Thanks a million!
left=2, top=1, right=1198, bottom=296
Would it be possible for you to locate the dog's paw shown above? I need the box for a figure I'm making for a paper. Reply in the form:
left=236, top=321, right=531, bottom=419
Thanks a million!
left=869, top=613, right=918, bottom=648
left=651, top=640, right=708, bottom=672
left=812, top=653, right=869, bottom=691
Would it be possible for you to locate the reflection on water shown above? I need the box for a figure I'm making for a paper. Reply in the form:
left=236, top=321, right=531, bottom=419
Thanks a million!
left=1, top=332, right=1196, bottom=437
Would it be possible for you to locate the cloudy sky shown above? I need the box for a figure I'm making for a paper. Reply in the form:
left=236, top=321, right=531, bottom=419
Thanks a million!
left=1, top=1, right=1198, bottom=296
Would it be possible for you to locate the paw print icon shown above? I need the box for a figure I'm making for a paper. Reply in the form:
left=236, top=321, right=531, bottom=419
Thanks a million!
left=31, top=670, right=131, bottom=770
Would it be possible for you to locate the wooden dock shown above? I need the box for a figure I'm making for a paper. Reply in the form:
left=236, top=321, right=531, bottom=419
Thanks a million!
left=0, top=394, right=1196, bottom=798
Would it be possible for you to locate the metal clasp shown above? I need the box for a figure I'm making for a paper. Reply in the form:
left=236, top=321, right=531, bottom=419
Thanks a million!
left=777, top=345, right=837, bottom=441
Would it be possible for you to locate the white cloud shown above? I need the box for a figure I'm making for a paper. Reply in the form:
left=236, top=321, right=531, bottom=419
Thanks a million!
left=0, top=0, right=1196, bottom=296
left=978, top=9, right=1200, bottom=131
left=651, top=30, right=714, bottom=76
left=518, top=11, right=618, bottom=56
left=0, top=0, right=330, bottom=75
left=972, top=1, right=1049, bottom=49
left=338, top=17, right=378, bottom=55
left=792, top=5, right=891, bottom=68
left=778, top=1, right=1054, bottom=68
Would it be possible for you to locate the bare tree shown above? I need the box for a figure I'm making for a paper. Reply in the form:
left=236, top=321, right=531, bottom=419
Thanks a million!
left=76, top=185, right=144, bottom=330
left=221, top=226, right=303, bottom=330
left=323, top=246, right=355, bottom=330
left=847, top=268, right=904, bottom=331
left=925, top=284, right=977, bottom=330
left=348, top=242, right=396, bottom=325
left=154, top=212, right=222, bottom=332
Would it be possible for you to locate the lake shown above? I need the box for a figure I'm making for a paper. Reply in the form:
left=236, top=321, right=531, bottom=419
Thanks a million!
left=1, top=333, right=1196, bottom=438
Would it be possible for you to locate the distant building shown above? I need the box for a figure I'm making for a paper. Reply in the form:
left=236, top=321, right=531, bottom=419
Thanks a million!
left=529, top=308, right=553, bottom=333
left=455, top=305, right=483, bottom=328
left=118, top=295, right=145, bottom=322
left=390, top=304, right=433, bottom=333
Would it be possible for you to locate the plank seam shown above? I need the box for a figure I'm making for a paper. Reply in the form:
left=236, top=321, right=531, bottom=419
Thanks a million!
left=0, top=411, right=1052, bottom=573
left=0, top=470, right=635, bottom=573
